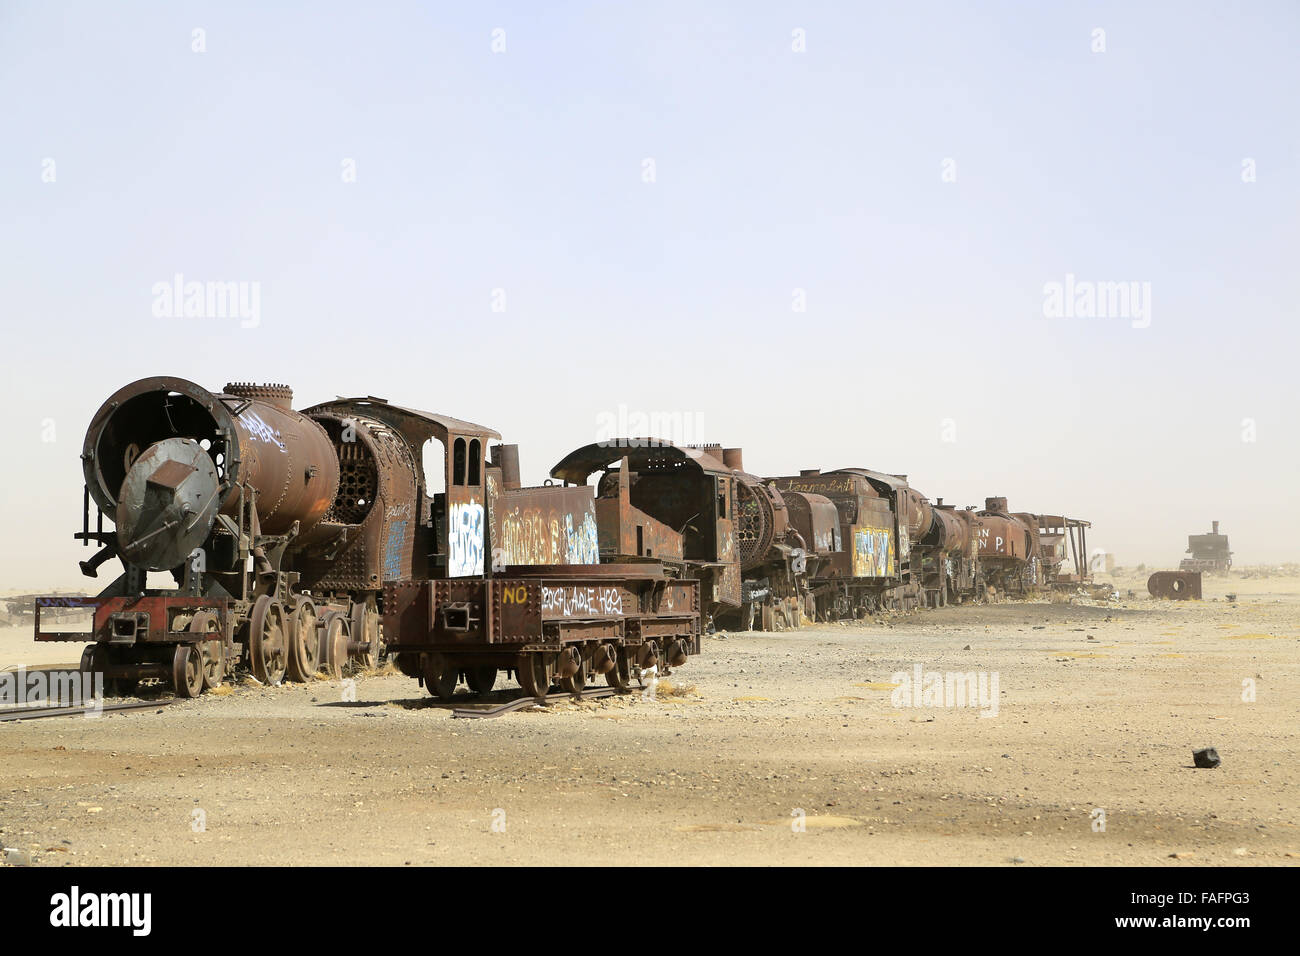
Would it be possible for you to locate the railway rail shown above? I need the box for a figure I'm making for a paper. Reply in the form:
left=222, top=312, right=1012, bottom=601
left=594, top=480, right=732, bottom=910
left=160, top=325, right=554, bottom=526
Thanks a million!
left=450, top=685, right=618, bottom=719
left=0, top=699, right=173, bottom=723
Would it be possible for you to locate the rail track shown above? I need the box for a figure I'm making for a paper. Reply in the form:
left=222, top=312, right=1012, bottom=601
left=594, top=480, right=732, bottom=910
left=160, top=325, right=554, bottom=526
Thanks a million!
left=451, top=686, right=619, bottom=719
left=0, top=699, right=173, bottom=723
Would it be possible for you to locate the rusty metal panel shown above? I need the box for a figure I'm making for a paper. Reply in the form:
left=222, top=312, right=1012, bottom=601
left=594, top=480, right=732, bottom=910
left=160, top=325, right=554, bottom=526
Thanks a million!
left=851, top=524, right=895, bottom=577
left=1148, top=571, right=1202, bottom=600
left=974, top=514, right=1029, bottom=559
left=590, top=460, right=684, bottom=561
left=383, top=581, right=431, bottom=643
left=35, top=594, right=228, bottom=643
left=495, top=486, right=601, bottom=566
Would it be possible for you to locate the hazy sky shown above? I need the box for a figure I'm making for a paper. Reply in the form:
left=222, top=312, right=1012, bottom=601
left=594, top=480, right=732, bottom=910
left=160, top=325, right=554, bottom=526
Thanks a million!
left=2, top=1, right=1297, bottom=591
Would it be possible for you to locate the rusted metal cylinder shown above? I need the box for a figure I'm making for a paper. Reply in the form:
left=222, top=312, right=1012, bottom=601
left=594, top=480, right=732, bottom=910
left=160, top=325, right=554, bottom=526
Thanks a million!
left=492, top=443, right=522, bottom=490
left=82, top=377, right=340, bottom=551
left=1148, top=570, right=1202, bottom=600
left=722, top=448, right=744, bottom=471
left=923, top=506, right=967, bottom=552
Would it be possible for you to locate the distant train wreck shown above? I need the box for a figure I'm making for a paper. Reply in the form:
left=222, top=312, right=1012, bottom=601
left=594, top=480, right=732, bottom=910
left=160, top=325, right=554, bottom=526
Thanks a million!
left=1181, top=521, right=1232, bottom=573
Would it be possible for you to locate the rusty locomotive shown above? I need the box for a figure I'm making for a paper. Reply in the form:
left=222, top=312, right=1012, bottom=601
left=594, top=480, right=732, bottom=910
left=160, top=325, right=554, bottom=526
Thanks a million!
left=36, top=378, right=698, bottom=698
left=548, top=442, right=1093, bottom=631
left=35, top=378, right=1091, bottom=698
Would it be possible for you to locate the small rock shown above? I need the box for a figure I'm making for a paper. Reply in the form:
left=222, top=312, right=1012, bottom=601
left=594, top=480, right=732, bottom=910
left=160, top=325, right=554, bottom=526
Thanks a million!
left=3, top=848, right=32, bottom=866
left=1193, top=747, right=1221, bottom=769
left=962, top=644, right=971, bottom=651
left=1011, top=856, right=1025, bottom=864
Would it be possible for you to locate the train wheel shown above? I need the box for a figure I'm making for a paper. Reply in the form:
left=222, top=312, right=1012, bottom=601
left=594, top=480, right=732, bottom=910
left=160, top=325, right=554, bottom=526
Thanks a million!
left=249, top=595, right=288, bottom=685
left=516, top=654, right=551, bottom=698
left=350, top=602, right=381, bottom=670
left=187, top=611, right=225, bottom=689
left=635, top=641, right=659, bottom=689
left=172, top=644, right=204, bottom=698
left=466, top=666, right=496, bottom=695
left=666, top=638, right=688, bottom=667
left=285, top=597, right=319, bottom=683
left=421, top=656, right=459, bottom=699
left=199, top=639, right=225, bottom=689
left=559, top=650, right=588, bottom=695
left=318, top=613, right=349, bottom=679
left=605, top=646, right=631, bottom=693
left=80, top=644, right=106, bottom=696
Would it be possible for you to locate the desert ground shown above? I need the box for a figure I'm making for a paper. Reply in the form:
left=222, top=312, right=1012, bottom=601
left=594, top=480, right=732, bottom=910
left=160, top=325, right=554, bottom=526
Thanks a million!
left=1, top=569, right=1296, bottom=867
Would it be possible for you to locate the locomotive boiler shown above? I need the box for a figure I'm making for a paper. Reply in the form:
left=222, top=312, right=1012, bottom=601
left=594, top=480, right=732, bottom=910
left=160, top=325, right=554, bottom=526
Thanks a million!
left=36, top=378, right=390, bottom=695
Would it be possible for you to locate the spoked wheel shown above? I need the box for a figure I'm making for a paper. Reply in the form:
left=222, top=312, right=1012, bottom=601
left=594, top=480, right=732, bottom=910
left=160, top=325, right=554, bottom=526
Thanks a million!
left=248, top=595, right=288, bottom=685
left=516, top=653, right=552, bottom=698
left=317, top=612, right=350, bottom=679
left=349, top=601, right=382, bottom=669
left=421, top=656, right=459, bottom=699
left=172, top=644, right=204, bottom=698
left=558, top=648, right=588, bottom=695
left=466, top=666, right=497, bottom=695
left=199, top=639, right=225, bottom=690
left=285, top=596, right=320, bottom=683
left=605, top=646, right=632, bottom=692
left=187, top=611, right=225, bottom=689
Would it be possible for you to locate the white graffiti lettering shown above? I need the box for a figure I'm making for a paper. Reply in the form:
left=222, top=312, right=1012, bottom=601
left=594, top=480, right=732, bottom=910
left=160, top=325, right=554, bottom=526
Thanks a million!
left=449, top=501, right=484, bottom=577
left=240, top=410, right=286, bottom=451
left=540, top=585, right=623, bottom=617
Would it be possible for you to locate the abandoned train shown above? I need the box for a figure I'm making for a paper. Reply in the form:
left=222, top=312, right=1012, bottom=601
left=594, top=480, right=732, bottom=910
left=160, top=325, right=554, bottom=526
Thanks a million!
left=34, top=377, right=1089, bottom=698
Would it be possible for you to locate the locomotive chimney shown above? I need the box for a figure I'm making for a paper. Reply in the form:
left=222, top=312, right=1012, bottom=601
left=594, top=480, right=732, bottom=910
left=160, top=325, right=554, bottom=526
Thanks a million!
left=492, top=444, right=522, bottom=491
left=800, top=468, right=820, bottom=477
left=722, top=448, right=744, bottom=471
left=1212, top=520, right=1220, bottom=534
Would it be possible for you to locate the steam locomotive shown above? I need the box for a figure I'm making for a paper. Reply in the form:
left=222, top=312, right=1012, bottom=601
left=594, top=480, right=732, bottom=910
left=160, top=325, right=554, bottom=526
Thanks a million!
left=35, top=378, right=698, bottom=698
left=549, top=444, right=1092, bottom=631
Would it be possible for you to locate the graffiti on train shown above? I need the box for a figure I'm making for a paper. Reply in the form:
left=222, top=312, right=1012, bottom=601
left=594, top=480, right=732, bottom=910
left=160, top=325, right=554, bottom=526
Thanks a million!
left=499, top=506, right=601, bottom=566
left=448, top=501, right=485, bottom=577
left=540, top=585, right=624, bottom=617
left=852, top=526, right=895, bottom=578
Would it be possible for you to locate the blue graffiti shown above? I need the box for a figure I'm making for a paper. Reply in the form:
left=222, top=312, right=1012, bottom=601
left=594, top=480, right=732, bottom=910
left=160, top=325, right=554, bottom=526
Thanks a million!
left=383, top=520, right=408, bottom=581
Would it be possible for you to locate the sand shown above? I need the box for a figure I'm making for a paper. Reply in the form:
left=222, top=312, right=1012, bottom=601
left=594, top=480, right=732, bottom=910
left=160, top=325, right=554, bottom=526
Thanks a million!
left=0, top=568, right=1295, bottom=866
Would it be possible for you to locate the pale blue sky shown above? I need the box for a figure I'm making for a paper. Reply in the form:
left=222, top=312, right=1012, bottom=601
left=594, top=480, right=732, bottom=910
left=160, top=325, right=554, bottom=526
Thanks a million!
left=2, top=1, right=1297, bottom=587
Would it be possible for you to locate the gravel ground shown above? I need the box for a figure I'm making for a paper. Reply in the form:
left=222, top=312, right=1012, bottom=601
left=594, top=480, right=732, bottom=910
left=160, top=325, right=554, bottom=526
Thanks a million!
left=1, top=570, right=1296, bottom=866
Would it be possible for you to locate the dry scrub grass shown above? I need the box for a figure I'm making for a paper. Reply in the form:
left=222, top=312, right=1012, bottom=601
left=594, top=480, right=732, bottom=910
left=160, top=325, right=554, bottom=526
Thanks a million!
left=654, top=678, right=697, bottom=698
